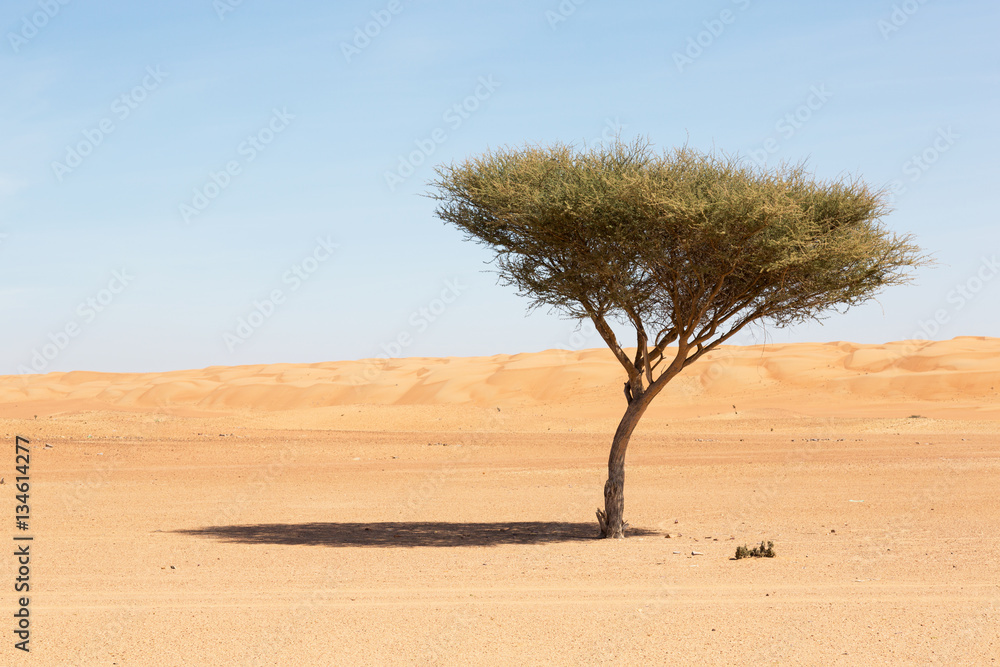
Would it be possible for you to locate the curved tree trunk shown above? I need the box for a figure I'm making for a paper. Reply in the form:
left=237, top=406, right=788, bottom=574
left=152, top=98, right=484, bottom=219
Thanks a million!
left=596, top=395, right=654, bottom=538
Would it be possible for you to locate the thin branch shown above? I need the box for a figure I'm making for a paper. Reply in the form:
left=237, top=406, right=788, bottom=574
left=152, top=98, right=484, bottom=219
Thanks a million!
left=641, top=338, right=653, bottom=386
left=647, top=327, right=679, bottom=371
left=648, top=337, right=691, bottom=392
left=683, top=306, right=769, bottom=367
left=582, top=301, right=641, bottom=384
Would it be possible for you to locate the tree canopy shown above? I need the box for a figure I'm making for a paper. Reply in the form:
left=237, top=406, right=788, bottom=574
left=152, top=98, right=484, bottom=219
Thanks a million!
left=430, top=139, right=922, bottom=395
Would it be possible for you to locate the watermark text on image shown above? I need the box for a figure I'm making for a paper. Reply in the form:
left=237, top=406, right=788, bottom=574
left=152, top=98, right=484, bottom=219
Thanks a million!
left=13, top=435, right=32, bottom=653
left=223, top=236, right=338, bottom=351
left=179, top=107, right=294, bottom=224
left=17, top=269, right=134, bottom=375
left=210, top=445, right=298, bottom=526
left=545, top=0, right=588, bottom=29
left=384, top=77, right=500, bottom=192
left=585, top=117, right=628, bottom=150
left=213, top=0, right=249, bottom=21
left=748, top=85, right=832, bottom=166
left=341, top=0, right=411, bottom=63
left=7, top=0, right=72, bottom=53
left=877, top=0, right=932, bottom=39
left=673, top=0, right=752, bottom=73
left=51, top=66, right=168, bottom=182
left=351, top=278, right=467, bottom=385
left=886, top=126, right=958, bottom=204
left=907, top=254, right=998, bottom=341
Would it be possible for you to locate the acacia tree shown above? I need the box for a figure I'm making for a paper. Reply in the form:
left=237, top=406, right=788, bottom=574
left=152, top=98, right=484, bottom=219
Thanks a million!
left=428, top=138, right=924, bottom=538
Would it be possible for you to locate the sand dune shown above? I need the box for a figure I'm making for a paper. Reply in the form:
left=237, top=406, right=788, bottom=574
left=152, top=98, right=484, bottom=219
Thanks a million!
left=2, top=337, right=998, bottom=423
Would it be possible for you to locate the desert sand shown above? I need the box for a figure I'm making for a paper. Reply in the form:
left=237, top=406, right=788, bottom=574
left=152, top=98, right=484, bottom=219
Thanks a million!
left=2, top=337, right=998, bottom=665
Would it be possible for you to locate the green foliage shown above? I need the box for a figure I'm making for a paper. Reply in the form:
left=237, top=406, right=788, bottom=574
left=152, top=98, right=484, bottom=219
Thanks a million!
left=735, top=540, right=776, bottom=559
left=430, top=138, right=926, bottom=406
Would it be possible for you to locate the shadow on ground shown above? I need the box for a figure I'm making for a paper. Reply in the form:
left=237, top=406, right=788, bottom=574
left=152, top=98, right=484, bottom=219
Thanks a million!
left=174, top=521, right=659, bottom=547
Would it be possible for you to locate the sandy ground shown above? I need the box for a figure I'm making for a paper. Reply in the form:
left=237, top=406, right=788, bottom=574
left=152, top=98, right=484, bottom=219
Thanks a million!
left=1, top=338, right=998, bottom=665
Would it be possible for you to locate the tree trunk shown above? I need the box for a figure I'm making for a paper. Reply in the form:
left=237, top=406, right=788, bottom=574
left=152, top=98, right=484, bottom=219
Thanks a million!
left=596, top=399, right=651, bottom=538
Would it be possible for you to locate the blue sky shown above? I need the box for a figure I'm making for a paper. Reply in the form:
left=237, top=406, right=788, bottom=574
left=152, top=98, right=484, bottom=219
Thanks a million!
left=1, top=0, right=997, bottom=374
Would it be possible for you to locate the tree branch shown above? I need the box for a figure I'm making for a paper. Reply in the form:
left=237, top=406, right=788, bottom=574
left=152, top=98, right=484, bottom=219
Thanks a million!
left=583, top=302, right=641, bottom=385
left=683, top=306, right=769, bottom=368
left=647, top=328, right=678, bottom=371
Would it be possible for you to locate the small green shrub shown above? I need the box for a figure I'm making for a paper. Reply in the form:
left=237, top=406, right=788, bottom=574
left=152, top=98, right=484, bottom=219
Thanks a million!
left=735, top=540, right=775, bottom=559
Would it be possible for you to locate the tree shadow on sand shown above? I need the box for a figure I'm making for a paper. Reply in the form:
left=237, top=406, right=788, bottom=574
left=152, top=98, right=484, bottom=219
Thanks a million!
left=174, top=521, right=659, bottom=548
